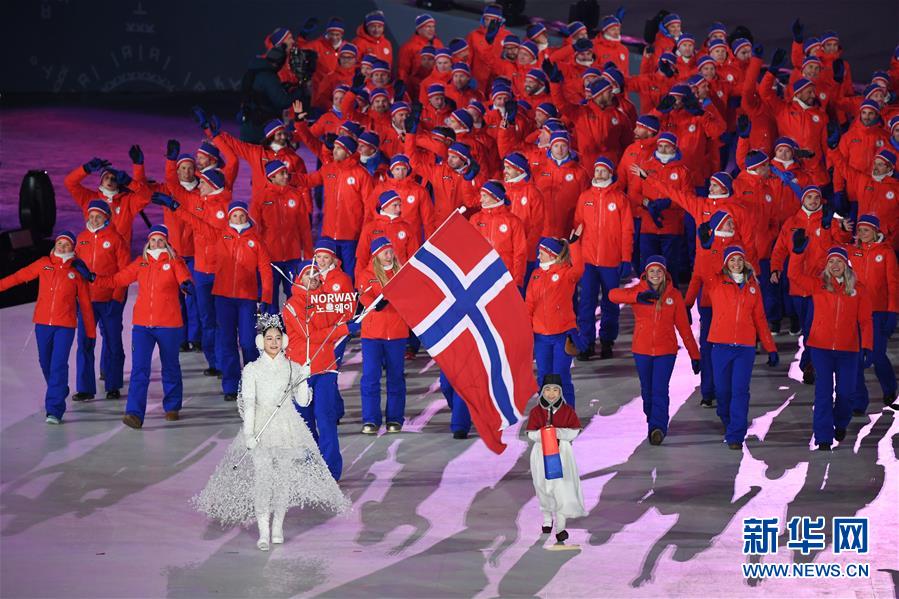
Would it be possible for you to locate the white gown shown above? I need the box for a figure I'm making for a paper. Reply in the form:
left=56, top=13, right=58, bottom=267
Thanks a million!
left=527, top=428, right=587, bottom=521
left=193, top=351, right=350, bottom=526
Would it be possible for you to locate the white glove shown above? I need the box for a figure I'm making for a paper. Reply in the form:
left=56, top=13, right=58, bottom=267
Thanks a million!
left=555, top=428, right=579, bottom=441
left=526, top=430, right=541, bottom=442
left=245, top=434, right=258, bottom=450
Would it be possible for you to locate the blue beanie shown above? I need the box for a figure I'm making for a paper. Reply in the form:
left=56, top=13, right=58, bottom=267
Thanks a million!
left=370, top=236, right=393, bottom=256
left=744, top=150, right=769, bottom=170
left=503, top=152, right=530, bottom=175
left=526, top=23, right=547, bottom=40
left=709, top=172, right=733, bottom=196
left=448, top=142, right=472, bottom=163
left=377, top=190, right=401, bottom=209
left=449, top=109, right=474, bottom=131
left=87, top=199, right=111, bottom=216
left=536, top=102, right=558, bottom=118
left=314, top=237, right=338, bottom=256
left=593, top=156, right=615, bottom=172
left=148, top=224, right=169, bottom=239
left=722, top=245, right=746, bottom=265
left=643, top=255, right=667, bottom=271
left=334, top=136, right=357, bottom=154
left=227, top=200, right=249, bottom=216
left=264, top=160, right=287, bottom=178
left=325, top=17, right=344, bottom=33
left=708, top=210, right=732, bottom=234
left=538, top=237, right=564, bottom=258
left=481, top=180, right=507, bottom=204
left=364, top=11, right=386, bottom=26
left=389, top=154, right=411, bottom=171
left=55, top=230, right=77, bottom=245
left=415, top=14, right=436, bottom=30
left=636, top=114, right=660, bottom=133
left=198, top=169, right=225, bottom=190
left=857, top=214, right=880, bottom=231
left=358, top=130, right=380, bottom=148
left=263, top=119, right=285, bottom=139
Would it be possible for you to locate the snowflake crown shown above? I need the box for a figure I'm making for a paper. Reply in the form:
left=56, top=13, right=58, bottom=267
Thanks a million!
left=256, top=312, right=284, bottom=333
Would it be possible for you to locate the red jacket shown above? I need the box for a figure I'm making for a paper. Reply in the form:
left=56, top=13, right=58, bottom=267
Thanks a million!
left=526, top=241, right=584, bottom=334
left=829, top=149, right=899, bottom=245
left=788, top=251, right=874, bottom=351
left=254, top=182, right=313, bottom=262
left=732, top=172, right=781, bottom=259
left=505, top=177, right=547, bottom=260
left=98, top=252, right=191, bottom=327
left=75, top=225, right=129, bottom=303
left=630, top=156, right=690, bottom=235
left=63, top=166, right=150, bottom=249
left=405, top=135, right=481, bottom=224
left=368, top=177, right=435, bottom=239
left=532, top=152, right=590, bottom=238
left=550, top=86, right=632, bottom=166
left=609, top=277, right=700, bottom=358
left=179, top=212, right=273, bottom=302
left=352, top=24, right=394, bottom=67
left=213, top=131, right=306, bottom=205
left=167, top=182, right=232, bottom=274
left=573, top=181, right=634, bottom=267
left=770, top=208, right=851, bottom=276
left=357, top=267, right=409, bottom=340
left=283, top=287, right=350, bottom=373
left=656, top=106, right=727, bottom=185
left=134, top=163, right=195, bottom=257
left=847, top=239, right=899, bottom=313
left=702, top=271, right=777, bottom=352
left=832, top=120, right=890, bottom=193
left=686, top=233, right=755, bottom=309
left=355, top=214, right=420, bottom=281
left=398, top=33, right=443, bottom=85
left=470, top=204, right=529, bottom=287
left=0, top=253, right=95, bottom=334
left=296, top=160, right=372, bottom=241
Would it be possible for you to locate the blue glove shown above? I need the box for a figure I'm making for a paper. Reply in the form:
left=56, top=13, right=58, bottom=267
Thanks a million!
left=752, top=43, right=764, bottom=58
left=636, top=289, right=660, bottom=304
left=83, top=157, right=111, bottom=173
left=300, top=17, right=318, bottom=38
left=323, top=133, right=337, bottom=150
left=485, top=18, right=501, bottom=44
left=791, top=18, right=804, bottom=43
left=351, top=70, right=366, bottom=90
left=542, top=58, right=562, bottom=83
left=647, top=198, right=671, bottom=228
left=659, top=61, right=676, bottom=78
left=737, top=114, right=751, bottom=139
left=619, top=262, right=632, bottom=279
left=769, top=48, right=787, bottom=72
left=657, top=95, right=676, bottom=113
left=180, top=281, right=194, bottom=295
left=206, top=114, right=221, bottom=138
left=463, top=160, right=480, bottom=181
left=831, top=191, right=848, bottom=215
left=884, top=313, right=898, bottom=338
left=826, top=122, right=841, bottom=150
left=792, top=228, right=809, bottom=253
left=862, top=349, right=874, bottom=368
left=151, top=192, right=180, bottom=211
left=191, top=105, right=208, bottom=129
left=114, top=169, right=132, bottom=187
left=614, top=6, right=626, bottom=21
left=691, top=359, right=701, bottom=375
left=346, top=320, right=361, bottom=336
left=504, top=98, right=518, bottom=124
left=683, top=93, right=704, bottom=116
left=374, top=299, right=390, bottom=312
left=71, top=259, right=96, bottom=282
left=166, top=139, right=180, bottom=161
left=820, top=203, right=835, bottom=230
left=698, top=222, right=714, bottom=250
left=767, top=352, right=780, bottom=367
left=832, top=59, right=845, bottom=84
left=393, top=80, right=406, bottom=102
left=404, top=111, right=419, bottom=134
left=128, top=144, right=144, bottom=165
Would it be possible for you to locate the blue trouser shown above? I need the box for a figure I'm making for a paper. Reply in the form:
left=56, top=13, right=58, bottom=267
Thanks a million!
left=698, top=305, right=715, bottom=399
left=852, top=351, right=869, bottom=413
left=193, top=270, right=218, bottom=369
left=631, top=218, right=642, bottom=271
left=809, top=348, right=856, bottom=444
left=633, top=353, right=677, bottom=435
left=639, top=233, right=682, bottom=283
left=360, top=338, right=407, bottom=426
left=791, top=295, right=811, bottom=369
left=439, top=372, right=471, bottom=433
left=871, top=312, right=897, bottom=398
left=214, top=296, right=258, bottom=394
left=76, top=300, right=125, bottom=394
left=711, top=344, right=755, bottom=444
left=577, top=264, right=622, bottom=345
left=127, top=325, right=183, bottom=421
left=682, top=213, right=696, bottom=280
left=35, top=324, right=76, bottom=419
left=534, top=333, right=575, bottom=406
left=296, top=372, right=342, bottom=480
left=407, top=333, right=421, bottom=354
left=333, top=337, right=350, bottom=420
left=439, top=371, right=454, bottom=409
left=271, top=258, right=300, bottom=308
left=335, top=239, right=357, bottom=284
left=180, top=257, right=201, bottom=344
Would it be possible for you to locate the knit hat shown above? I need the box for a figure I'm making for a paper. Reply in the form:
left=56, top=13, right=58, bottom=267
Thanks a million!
left=227, top=200, right=249, bottom=216
left=536, top=102, right=559, bottom=118
left=263, top=119, right=286, bottom=139
left=686, top=74, right=705, bottom=88
left=325, top=17, right=344, bottom=33
left=871, top=71, right=891, bottom=88
left=358, top=130, right=380, bottom=148
left=800, top=185, right=821, bottom=203
left=377, top=190, right=402, bottom=210
left=431, top=127, right=456, bottom=143
left=708, top=210, right=732, bottom=234
left=696, top=55, right=716, bottom=70
left=503, top=152, right=530, bottom=174
left=549, top=130, right=571, bottom=146
left=481, top=180, right=507, bottom=204
left=434, top=50, right=453, bottom=63
left=490, top=84, right=512, bottom=101
left=587, top=78, right=611, bottom=98
left=314, top=237, right=338, bottom=257
left=593, top=156, right=615, bottom=172
left=862, top=84, right=883, bottom=101
left=370, top=59, right=390, bottom=74
left=365, top=11, right=386, bottom=26
left=526, top=69, right=549, bottom=88
left=581, top=67, right=602, bottom=81
left=602, top=68, right=625, bottom=91
left=370, top=87, right=389, bottom=102
left=802, top=55, right=822, bottom=68
left=820, top=30, right=839, bottom=44
left=148, top=224, right=169, bottom=239
left=449, top=109, right=474, bottom=131
left=297, top=260, right=317, bottom=280
left=415, top=14, right=436, bottom=30
left=774, top=137, right=799, bottom=153
left=803, top=37, right=821, bottom=55
left=447, top=142, right=472, bottom=163
left=175, top=153, right=196, bottom=168
left=707, top=21, right=726, bottom=37
left=875, top=149, right=897, bottom=169
left=573, top=38, right=594, bottom=53
left=825, top=246, right=849, bottom=265
left=538, top=237, right=564, bottom=258
left=334, top=135, right=357, bottom=154
left=891, top=115, right=899, bottom=133
left=744, top=150, right=769, bottom=170
left=483, top=4, right=503, bottom=19
left=661, top=13, right=681, bottom=28
left=196, top=141, right=222, bottom=163
left=526, top=23, right=547, bottom=40
left=792, top=78, right=814, bottom=96
left=566, top=21, right=587, bottom=37
left=676, top=33, right=695, bottom=49
left=452, top=62, right=471, bottom=76
left=338, top=42, right=358, bottom=57
left=641, top=255, right=667, bottom=273
left=600, top=16, right=621, bottom=33
left=390, top=101, right=411, bottom=116
left=426, top=83, right=446, bottom=97
left=333, top=84, right=351, bottom=95
left=55, top=231, right=77, bottom=245
left=502, top=34, right=520, bottom=47
left=636, top=114, right=660, bottom=133
left=198, top=169, right=225, bottom=190
left=87, top=199, right=111, bottom=216
left=707, top=38, right=728, bottom=51
left=268, top=27, right=291, bottom=47
left=669, top=84, right=690, bottom=97
left=264, top=160, right=287, bottom=178
left=722, top=245, right=745, bottom=265
left=389, top=154, right=411, bottom=171
left=657, top=131, right=678, bottom=147
left=857, top=214, right=880, bottom=231
left=519, top=40, right=539, bottom=59
left=709, top=171, right=734, bottom=195
left=859, top=99, right=881, bottom=117
left=419, top=45, right=436, bottom=57
left=370, top=236, right=393, bottom=257
left=449, top=38, right=469, bottom=56
left=731, top=38, right=751, bottom=54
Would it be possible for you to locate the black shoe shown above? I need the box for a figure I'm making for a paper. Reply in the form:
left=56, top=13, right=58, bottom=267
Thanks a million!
left=192, top=341, right=203, bottom=352
left=576, top=344, right=595, bottom=362
left=883, top=393, right=897, bottom=406
left=72, top=392, right=94, bottom=402
left=769, top=320, right=782, bottom=335
left=598, top=340, right=613, bottom=360
left=542, top=525, right=552, bottom=534
left=802, top=365, right=815, bottom=385
left=817, top=443, right=832, bottom=451
left=555, top=530, right=569, bottom=543
left=106, top=390, right=121, bottom=400
left=203, top=368, right=222, bottom=377
left=649, top=429, right=664, bottom=446
left=99, top=372, right=106, bottom=381
left=179, top=342, right=193, bottom=353
left=453, top=430, right=468, bottom=439
left=789, top=317, right=801, bottom=335
left=834, top=428, right=847, bottom=441
left=700, top=397, right=715, bottom=408
left=224, top=393, right=237, bottom=402
left=852, top=409, right=865, bottom=417
left=728, top=442, right=742, bottom=450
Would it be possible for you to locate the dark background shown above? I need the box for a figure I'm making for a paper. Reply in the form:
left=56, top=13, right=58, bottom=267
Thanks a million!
left=2, top=0, right=896, bottom=98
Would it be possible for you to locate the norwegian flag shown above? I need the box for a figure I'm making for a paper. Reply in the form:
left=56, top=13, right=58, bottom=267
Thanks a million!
left=381, top=211, right=537, bottom=453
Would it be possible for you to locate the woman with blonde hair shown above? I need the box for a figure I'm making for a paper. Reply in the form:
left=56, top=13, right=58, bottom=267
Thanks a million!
left=356, top=237, right=409, bottom=434
left=788, top=233, right=874, bottom=451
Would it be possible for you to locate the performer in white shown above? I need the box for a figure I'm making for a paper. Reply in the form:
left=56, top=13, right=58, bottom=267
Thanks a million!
left=193, top=314, right=350, bottom=550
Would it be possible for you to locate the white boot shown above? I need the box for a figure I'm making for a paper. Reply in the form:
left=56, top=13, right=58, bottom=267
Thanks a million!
left=272, top=511, right=285, bottom=544
left=257, top=512, right=271, bottom=551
